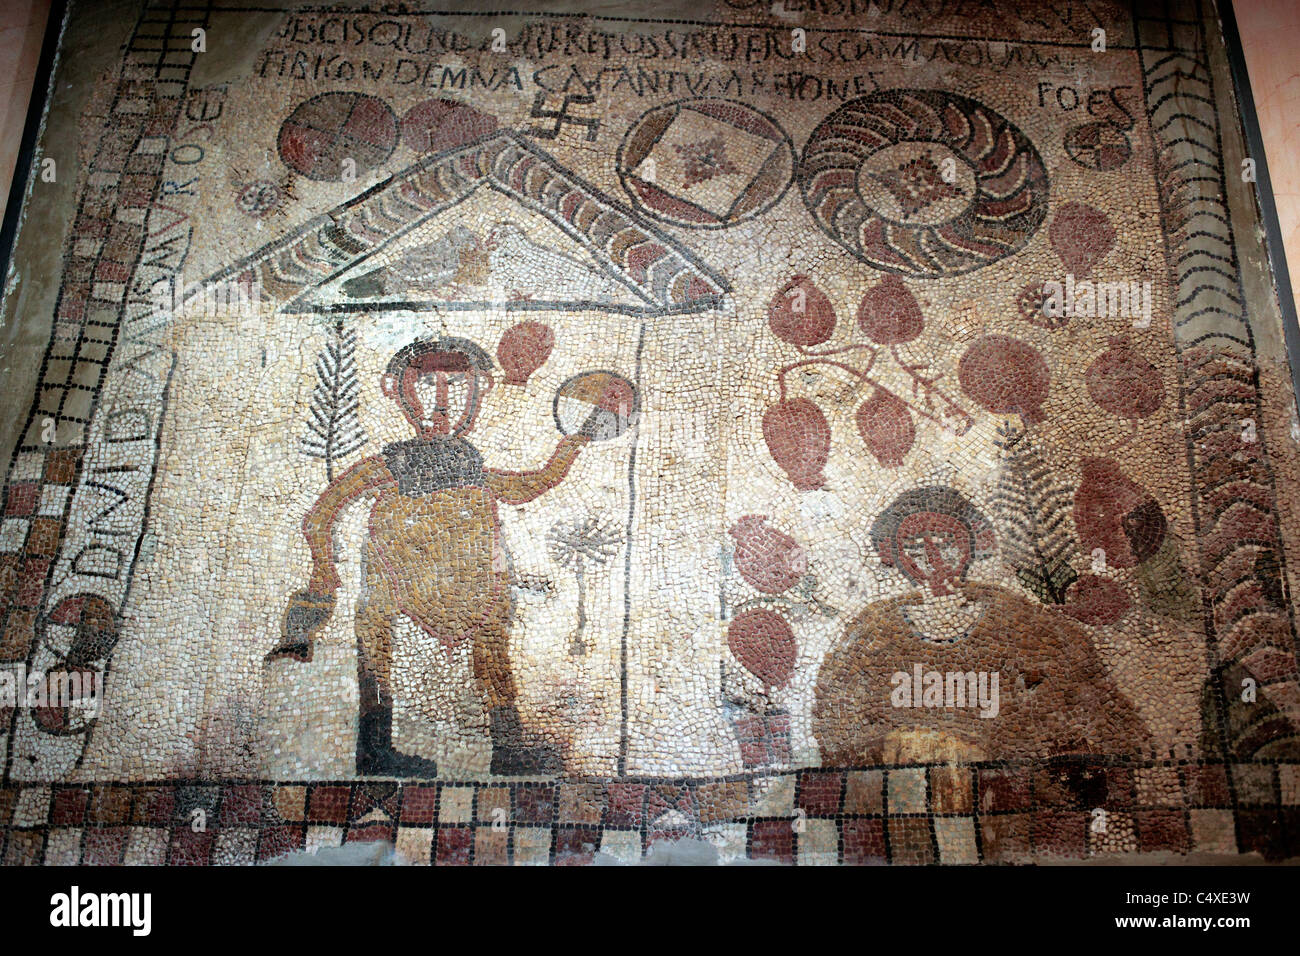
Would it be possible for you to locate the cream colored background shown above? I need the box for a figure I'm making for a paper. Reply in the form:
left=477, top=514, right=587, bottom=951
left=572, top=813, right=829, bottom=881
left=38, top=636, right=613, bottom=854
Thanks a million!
left=0, top=10, right=1222, bottom=778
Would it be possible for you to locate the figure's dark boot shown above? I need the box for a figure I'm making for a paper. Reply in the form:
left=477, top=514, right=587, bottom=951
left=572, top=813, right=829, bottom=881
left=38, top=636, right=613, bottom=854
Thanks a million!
left=489, top=705, right=562, bottom=775
left=356, top=708, right=439, bottom=777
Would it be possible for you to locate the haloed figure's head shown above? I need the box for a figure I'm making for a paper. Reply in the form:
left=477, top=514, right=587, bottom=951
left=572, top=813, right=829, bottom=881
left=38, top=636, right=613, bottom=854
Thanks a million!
left=870, top=487, right=997, bottom=597
left=381, top=337, right=494, bottom=439
left=895, top=511, right=971, bottom=596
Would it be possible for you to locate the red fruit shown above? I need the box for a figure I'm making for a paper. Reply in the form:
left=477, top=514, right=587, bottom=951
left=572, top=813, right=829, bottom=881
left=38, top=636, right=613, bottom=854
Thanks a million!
left=497, top=322, right=554, bottom=386
left=729, top=516, right=807, bottom=594
left=1085, top=336, right=1164, bottom=419
left=1062, top=573, right=1132, bottom=626
left=855, top=387, right=915, bottom=467
left=1074, top=457, right=1167, bottom=568
left=957, top=335, right=1051, bottom=424
left=763, top=398, right=831, bottom=491
left=768, top=276, right=836, bottom=347
left=728, top=608, right=797, bottom=690
left=1049, top=202, right=1116, bottom=279
left=856, top=274, right=924, bottom=344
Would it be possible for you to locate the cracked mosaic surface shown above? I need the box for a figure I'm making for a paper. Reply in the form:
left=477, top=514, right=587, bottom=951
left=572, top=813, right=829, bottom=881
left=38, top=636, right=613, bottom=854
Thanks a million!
left=2, top=0, right=1300, bottom=864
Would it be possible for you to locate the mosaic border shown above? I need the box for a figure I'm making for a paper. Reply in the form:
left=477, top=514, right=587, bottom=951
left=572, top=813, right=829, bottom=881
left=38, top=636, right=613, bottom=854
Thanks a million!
left=0, top=0, right=1295, bottom=863
left=1136, top=0, right=1300, bottom=760
left=1, top=0, right=215, bottom=775
left=2, top=760, right=1297, bottom=864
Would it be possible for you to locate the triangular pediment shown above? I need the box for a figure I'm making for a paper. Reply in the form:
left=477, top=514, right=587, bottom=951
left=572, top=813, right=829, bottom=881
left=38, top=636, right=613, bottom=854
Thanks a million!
left=302, top=182, right=653, bottom=314
left=204, top=131, right=729, bottom=318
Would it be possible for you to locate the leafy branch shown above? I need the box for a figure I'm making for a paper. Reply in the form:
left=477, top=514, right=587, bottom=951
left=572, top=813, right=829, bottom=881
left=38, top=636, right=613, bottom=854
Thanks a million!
left=301, top=320, right=366, bottom=482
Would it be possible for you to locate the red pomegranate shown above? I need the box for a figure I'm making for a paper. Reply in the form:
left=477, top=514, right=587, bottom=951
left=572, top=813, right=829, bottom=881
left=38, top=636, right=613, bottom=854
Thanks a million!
left=1049, top=202, right=1116, bottom=279
left=856, top=274, right=924, bottom=344
left=1074, top=457, right=1167, bottom=568
left=497, top=322, right=554, bottom=386
left=768, top=275, right=836, bottom=347
left=728, top=608, right=798, bottom=690
left=957, top=335, right=1051, bottom=424
left=856, top=387, right=915, bottom=467
left=763, top=398, right=831, bottom=491
left=1062, top=573, right=1132, bottom=626
left=729, top=516, right=807, bottom=594
left=1085, top=336, right=1164, bottom=419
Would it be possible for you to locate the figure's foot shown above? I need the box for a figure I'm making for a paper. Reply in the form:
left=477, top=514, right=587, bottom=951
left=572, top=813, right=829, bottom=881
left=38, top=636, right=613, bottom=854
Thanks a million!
left=488, top=704, right=563, bottom=775
left=490, top=742, right=562, bottom=776
left=356, top=707, right=438, bottom=778
left=280, top=589, right=335, bottom=653
left=266, top=641, right=312, bottom=663
left=356, top=746, right=439, bottom=778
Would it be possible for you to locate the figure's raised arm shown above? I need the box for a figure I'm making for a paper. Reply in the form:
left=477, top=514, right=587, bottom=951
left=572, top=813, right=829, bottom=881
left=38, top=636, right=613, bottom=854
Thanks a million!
left=484, top=434, right=589, bottom=506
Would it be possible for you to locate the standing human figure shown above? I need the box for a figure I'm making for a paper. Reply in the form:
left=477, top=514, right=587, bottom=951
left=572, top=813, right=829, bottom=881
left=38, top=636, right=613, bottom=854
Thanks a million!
left=271, top=336, right=590, bottom=776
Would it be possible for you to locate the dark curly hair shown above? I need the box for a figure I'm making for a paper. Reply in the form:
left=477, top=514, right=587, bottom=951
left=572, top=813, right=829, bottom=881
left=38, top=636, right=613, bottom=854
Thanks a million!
left=385, top=336, right=494, bottom=378
left=870, top=486, right=997, bottom=574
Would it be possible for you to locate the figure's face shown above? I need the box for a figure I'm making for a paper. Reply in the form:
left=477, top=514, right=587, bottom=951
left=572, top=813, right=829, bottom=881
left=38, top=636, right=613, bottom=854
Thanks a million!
left=382, top=351, right=491, bottom=438
left=895, top=512, right=971, bottom=596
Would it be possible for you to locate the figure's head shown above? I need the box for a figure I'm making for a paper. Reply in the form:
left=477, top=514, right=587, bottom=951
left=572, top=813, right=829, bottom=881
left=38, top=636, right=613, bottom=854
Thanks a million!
left=870, top=487, right=996, bottom=596
left=381, top=336, right=494, bottom=438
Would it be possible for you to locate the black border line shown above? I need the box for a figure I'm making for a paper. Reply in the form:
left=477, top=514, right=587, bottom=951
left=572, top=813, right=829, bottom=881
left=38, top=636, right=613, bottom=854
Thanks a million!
left=1220, top=0, right=1300, bottom=415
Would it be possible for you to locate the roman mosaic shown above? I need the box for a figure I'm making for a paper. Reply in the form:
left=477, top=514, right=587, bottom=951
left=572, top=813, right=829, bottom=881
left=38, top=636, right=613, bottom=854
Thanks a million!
left=1, top=0, right=1298, bottom=865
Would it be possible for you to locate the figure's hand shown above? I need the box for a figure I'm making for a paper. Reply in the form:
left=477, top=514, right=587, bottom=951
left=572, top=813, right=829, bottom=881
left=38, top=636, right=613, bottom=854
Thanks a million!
left=268, top=590, right=336, bottom=663
left=308, top=565, right=341, bottom=594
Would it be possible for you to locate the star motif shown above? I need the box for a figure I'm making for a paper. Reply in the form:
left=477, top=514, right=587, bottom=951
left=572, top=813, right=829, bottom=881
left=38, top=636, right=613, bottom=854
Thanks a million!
left=672, top=135, right=740, bottom=188
left=867, top=150, right=966, bottom=220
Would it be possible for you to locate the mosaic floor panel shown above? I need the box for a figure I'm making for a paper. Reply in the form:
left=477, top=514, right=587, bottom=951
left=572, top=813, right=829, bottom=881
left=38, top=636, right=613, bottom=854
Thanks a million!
left=2, top=0, right=1299, bottom=864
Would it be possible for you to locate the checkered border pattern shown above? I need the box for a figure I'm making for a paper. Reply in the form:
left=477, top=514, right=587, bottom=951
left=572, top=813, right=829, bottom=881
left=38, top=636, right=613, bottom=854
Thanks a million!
left=0, top=0, right=1296, bottom=867
left=0, top=761, right=1295, bottom=865
left=0, top=0, right=211, bottom=710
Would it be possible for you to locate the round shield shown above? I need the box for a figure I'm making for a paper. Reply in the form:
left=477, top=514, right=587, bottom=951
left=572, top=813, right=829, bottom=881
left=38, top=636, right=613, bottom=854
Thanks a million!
left=554, top=371, right=639, bottom=442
